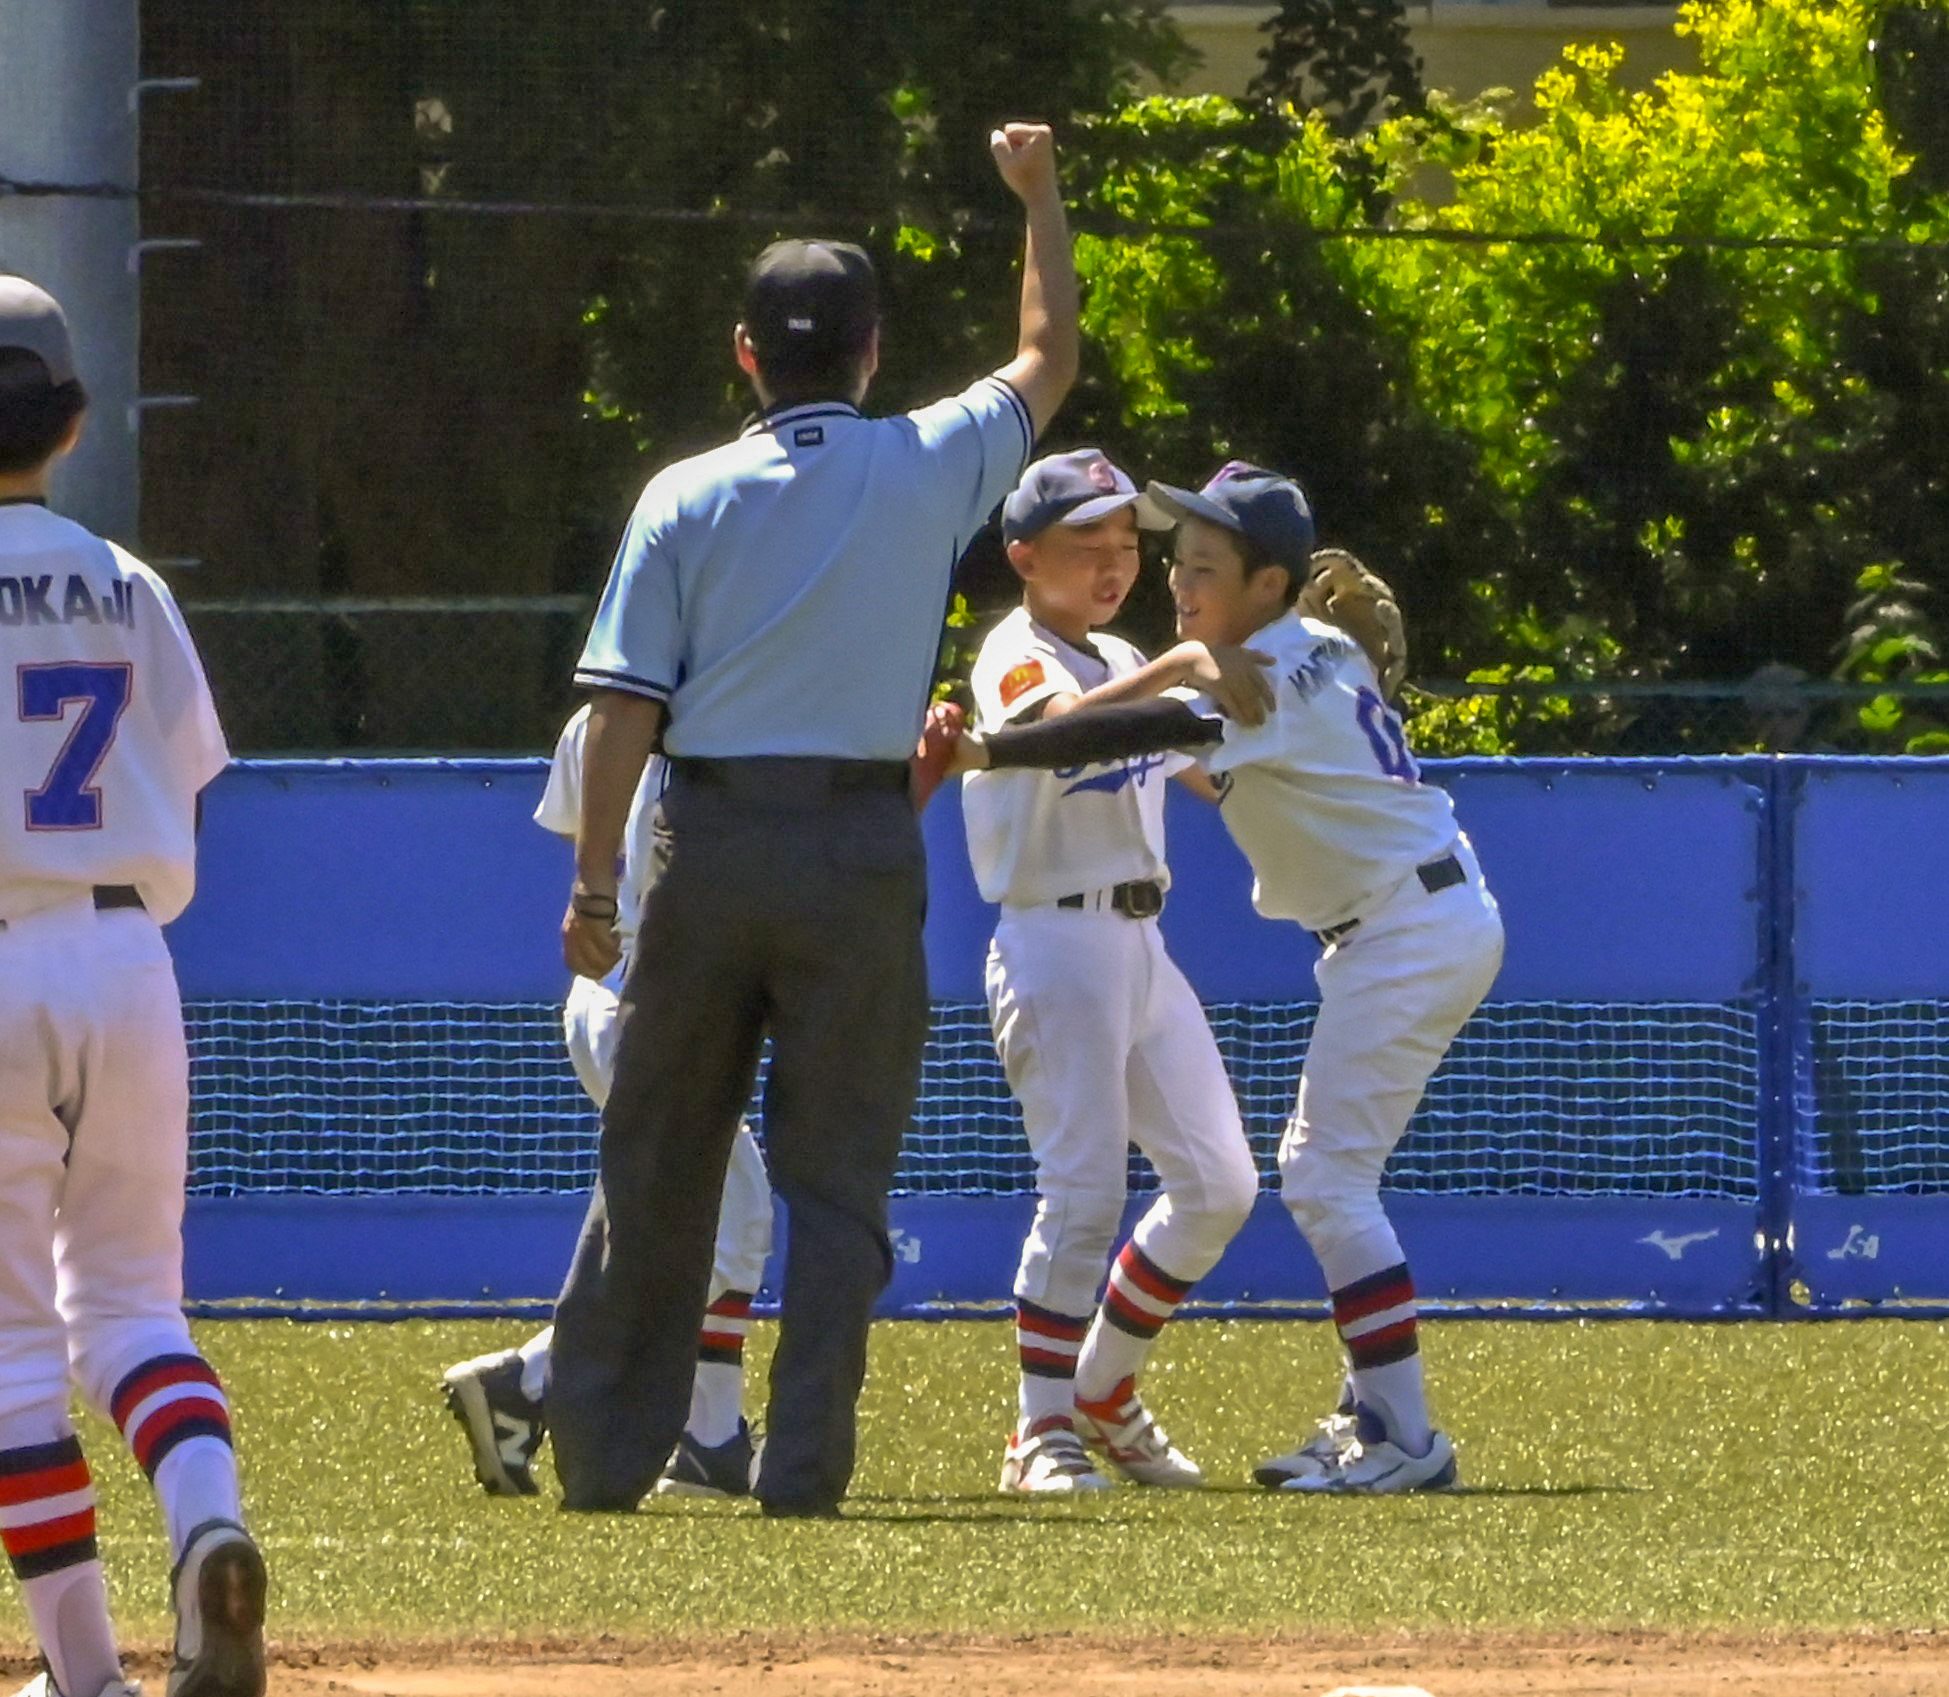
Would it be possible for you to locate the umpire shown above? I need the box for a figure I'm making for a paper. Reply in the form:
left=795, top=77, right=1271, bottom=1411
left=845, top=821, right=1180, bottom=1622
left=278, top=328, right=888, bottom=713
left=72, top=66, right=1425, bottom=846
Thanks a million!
left=551, top=124, right=1078, bottom=1517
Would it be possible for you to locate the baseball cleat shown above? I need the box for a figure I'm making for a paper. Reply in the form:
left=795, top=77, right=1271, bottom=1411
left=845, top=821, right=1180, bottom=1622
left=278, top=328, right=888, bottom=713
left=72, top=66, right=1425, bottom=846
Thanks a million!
left=11, top=1675, right=143, bottom=1697
left=1280, top=1407, right=1457, bottom=1495
left=1253, top=1408, right=1358, bottom=1489
left=165, top=1520, right=267, bottom=1697
left=998, top=1418, right=1111, bottom=1495
left=441, top=1347, right=544, bottom=1497
left=1074, top=1377, right=1204, bottom=1488
left=653, top=1420, right=759, bottom=1499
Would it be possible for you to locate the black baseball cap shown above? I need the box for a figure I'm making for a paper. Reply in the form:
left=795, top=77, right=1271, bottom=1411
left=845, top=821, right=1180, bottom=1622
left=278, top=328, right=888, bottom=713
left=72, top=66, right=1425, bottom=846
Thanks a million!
left=0, top=276, right=78, bottom=388
left=742, top=239, right=878, bottom=374
left=1141, top=460, right=1317, bottom=572
left=1002, top=448, right=1171, bottom=544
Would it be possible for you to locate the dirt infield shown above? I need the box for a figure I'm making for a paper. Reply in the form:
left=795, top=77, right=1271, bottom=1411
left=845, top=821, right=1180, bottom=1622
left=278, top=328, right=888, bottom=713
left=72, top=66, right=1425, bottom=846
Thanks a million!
left=237, top=1630, right=1949, bottom=1696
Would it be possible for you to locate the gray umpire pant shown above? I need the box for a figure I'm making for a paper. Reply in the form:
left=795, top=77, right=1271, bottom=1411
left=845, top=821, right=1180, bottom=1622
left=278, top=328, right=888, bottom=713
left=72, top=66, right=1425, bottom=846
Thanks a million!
left=548, top=756, right=929, bottom=1514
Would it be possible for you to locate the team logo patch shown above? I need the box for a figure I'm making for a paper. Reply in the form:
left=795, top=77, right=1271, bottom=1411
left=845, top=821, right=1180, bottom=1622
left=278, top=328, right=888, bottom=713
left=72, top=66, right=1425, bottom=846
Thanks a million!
left=999, top=659, right=1046, bottom=707
left=1086, top=456, right=1118, bottom=492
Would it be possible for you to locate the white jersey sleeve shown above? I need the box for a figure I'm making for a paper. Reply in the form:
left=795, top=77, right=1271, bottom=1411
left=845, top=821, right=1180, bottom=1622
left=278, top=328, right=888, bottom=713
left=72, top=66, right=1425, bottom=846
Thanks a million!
left=1193, top=611, right=1459, bottom=930
left=962, top=608, right=1175, bottom=907
left=535, top=706, right=588, bottom=838
left=0, top=512, right=228, bottom=924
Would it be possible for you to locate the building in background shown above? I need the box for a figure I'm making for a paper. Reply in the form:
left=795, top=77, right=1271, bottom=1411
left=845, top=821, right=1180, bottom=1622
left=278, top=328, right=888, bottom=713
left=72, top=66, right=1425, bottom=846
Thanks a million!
left=1166, top=1, right=1692, bottom=110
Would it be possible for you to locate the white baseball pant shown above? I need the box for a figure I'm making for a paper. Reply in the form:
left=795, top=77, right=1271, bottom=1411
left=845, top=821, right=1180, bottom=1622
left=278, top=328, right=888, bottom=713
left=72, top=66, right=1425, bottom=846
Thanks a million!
left=1280, top=836, right=1504, bottom=1272
left=987, top=907, right=1257, bottom=1316
left=0, top=899, right=210, bottom=1439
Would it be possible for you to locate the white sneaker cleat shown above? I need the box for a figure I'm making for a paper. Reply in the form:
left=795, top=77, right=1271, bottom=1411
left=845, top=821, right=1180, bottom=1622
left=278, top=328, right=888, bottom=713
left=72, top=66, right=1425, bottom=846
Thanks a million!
left=1253, top=1408, right=1358, bottom=1489
left=1074, top=1377, right=1204, bottom=1488
left=166, top=1520, right=267, bottom=1697
left=998, top=1419, right=1111, bottom=1495
left=1281, top=1408, right=1458, bottom=1496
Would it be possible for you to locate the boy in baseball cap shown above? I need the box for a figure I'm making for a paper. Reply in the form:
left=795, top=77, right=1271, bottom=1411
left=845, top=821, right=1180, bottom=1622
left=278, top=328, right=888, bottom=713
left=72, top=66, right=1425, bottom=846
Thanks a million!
left=2, top=277, right=269, bottom=1695
left=954, top=458, right=1505, bottom=1496
left=962, top=449, right=1259, bottom=1495
left=0, top=276, right=87, bottom=476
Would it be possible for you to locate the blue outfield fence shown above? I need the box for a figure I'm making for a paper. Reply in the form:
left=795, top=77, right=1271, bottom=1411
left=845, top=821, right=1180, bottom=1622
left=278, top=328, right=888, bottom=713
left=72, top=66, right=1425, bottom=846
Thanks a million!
left=166, top=757, right=1949, bottom=1319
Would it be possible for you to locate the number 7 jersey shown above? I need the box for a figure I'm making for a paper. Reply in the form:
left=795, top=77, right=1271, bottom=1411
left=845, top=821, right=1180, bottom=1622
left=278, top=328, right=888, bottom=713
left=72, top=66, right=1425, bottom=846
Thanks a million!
left=1, top=504, right=228, bottom=924
left=1193, top=609, right=1458, bottom=933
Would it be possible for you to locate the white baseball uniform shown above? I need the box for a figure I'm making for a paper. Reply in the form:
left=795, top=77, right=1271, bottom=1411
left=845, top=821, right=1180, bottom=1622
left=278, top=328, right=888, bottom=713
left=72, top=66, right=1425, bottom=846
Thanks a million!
left=1, top=502, right=249, bottom=1694
left=1196, top=609, right=1504, bottom=1450
left=528, top=706, right=773, bottom=1344
left=965, top=608, right=1257, bottom=1427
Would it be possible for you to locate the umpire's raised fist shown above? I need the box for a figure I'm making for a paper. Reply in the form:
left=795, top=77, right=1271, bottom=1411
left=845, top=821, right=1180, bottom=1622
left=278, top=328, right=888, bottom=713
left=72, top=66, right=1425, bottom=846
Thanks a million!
left=990, top=123, right=1059, bottom=202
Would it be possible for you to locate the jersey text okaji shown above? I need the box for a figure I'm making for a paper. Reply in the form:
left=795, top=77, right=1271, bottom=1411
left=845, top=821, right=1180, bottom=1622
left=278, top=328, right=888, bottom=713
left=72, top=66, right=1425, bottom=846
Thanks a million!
left=0, top=573, right=138, bottom=628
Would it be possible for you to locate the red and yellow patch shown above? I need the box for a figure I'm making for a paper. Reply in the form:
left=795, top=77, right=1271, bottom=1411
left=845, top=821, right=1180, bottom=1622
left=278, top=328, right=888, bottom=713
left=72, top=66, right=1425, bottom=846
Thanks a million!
left=999, top=659, right=1046, bottom=708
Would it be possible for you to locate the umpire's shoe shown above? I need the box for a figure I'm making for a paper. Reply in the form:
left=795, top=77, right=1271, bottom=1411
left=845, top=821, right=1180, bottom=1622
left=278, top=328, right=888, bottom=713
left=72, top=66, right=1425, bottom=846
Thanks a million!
left=653, top=1420, right=759, bottom=1500
left=11, top=1673, right=143, bottom=1697
left=442, top=1347, right=545, bottom=1497
left=166, top=1520, right=268, bottom=1697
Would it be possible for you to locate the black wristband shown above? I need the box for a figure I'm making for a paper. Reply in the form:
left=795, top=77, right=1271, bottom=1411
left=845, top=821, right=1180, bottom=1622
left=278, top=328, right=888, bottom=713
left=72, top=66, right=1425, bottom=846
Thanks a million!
left=571, top=892, right=619, bottom=919
left=984, top=698, right=1223, bottom=771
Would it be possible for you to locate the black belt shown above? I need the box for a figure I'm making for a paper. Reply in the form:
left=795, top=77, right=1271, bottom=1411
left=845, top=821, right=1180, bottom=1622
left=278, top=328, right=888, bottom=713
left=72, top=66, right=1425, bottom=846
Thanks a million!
left=1056, top=878, right=1165, bottom=920
left=93, top=885, right=145, bottom=912
left=668, top=756, right=909, bottom=794
left=1313, top=853, right=1463, bottom=947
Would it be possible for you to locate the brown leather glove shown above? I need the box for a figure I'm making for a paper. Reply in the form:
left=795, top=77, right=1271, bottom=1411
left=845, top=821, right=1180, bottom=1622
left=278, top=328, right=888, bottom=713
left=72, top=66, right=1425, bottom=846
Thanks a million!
left=1297, top=548, right=1408, bottom=701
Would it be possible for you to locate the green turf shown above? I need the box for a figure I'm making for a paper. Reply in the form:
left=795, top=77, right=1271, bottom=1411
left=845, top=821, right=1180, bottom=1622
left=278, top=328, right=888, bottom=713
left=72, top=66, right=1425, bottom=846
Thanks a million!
left=5, top=1316, right=1947, bottom=1646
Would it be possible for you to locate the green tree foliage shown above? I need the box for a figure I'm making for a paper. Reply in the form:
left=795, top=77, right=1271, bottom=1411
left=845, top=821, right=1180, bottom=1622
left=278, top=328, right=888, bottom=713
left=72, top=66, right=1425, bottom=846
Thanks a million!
left=1075, top=0, right=1949, bottom=751
left=1247, top=0, right=1427, bottom=134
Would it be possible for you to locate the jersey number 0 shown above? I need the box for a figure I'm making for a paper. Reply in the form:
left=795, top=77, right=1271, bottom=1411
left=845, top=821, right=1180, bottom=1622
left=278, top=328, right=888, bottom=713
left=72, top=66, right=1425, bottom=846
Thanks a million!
left=18, top=661, right=134, bottom=831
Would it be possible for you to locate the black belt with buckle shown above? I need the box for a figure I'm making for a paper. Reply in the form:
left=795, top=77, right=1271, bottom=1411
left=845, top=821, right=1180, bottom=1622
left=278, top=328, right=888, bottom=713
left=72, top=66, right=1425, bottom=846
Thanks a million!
left=1057, top=879, right=1165, bottom=920
left=93, top=885, right=145, bottom=912
left=1313, top=853, right=1463, bottom=947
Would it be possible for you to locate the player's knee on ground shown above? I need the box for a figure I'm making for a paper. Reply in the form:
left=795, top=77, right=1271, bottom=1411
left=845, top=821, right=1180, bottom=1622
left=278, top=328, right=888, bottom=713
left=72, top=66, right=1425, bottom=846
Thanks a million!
left=1278, top=1139, right=1393, bottom=1267
left=1015, top=1187, right=1125, bottom=1316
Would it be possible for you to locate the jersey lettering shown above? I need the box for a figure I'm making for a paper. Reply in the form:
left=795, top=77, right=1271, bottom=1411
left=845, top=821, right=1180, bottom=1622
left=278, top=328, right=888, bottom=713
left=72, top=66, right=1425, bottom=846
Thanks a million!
left=0, top=573, right=136, bottom=629
left=1057, top=752, right=1165, bottom=798
left=18, top=661, right=135, bottom=830
left=1354, top=684, right=1419, bottom=782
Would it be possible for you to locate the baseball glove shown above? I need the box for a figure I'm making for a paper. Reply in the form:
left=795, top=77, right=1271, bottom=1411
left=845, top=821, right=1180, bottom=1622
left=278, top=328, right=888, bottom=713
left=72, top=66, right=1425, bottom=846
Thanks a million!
left=1298, top=549, right=1408, bottom=700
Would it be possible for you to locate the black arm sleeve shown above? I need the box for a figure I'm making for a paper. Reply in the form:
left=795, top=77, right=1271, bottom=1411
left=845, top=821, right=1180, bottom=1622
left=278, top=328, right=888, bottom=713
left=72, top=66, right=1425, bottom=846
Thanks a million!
left=983, top=697, right=1224, bottom=770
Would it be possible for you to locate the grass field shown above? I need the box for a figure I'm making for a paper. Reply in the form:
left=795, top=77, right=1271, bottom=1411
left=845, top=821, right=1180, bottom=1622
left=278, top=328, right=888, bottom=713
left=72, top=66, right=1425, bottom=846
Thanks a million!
left=4, top=1314, right=1947, bottom=1655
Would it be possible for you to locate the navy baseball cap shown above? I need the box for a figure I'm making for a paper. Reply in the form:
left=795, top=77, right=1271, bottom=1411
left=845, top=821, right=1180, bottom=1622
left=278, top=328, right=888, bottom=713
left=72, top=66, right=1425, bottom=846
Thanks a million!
left=1141, top=460, right=1316, bottom=572
left=742, top=239, right=878, bottom=372
left=0, top=277, right=77, bottom=387
left=1002, top=448, right=1171, bottom=544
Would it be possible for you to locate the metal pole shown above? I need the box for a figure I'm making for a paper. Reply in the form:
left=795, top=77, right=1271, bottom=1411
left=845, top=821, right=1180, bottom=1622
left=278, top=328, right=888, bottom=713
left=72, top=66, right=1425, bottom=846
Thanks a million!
left=0, top=0, right=141, bottom=543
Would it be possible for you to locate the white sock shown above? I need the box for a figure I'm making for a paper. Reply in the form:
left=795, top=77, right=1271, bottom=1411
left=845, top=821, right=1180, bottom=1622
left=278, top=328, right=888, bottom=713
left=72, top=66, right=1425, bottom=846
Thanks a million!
left=686, top=1361, right=745, bottom=1448
left=152, top=1437, right=244, bottom=1557
left=517, top=1327, right=553, bottom=1404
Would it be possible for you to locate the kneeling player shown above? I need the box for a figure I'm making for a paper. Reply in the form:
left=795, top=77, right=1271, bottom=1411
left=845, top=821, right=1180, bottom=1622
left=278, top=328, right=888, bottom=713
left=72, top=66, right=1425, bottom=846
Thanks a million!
left=964, top=450, right=1260, bottom=1494
left=442, top=704, right=773, bottom=1500
left=952, top=462, right=1504, bottom=1495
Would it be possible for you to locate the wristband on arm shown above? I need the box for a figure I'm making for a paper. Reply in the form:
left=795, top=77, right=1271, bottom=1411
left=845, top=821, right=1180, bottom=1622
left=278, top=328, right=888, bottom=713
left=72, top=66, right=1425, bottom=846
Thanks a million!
left=982, top=697, right=1223, bottom=770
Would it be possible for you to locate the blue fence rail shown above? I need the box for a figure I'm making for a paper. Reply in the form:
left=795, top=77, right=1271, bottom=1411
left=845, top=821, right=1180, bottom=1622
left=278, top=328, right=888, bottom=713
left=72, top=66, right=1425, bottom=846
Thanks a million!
left=167, top=757, right=1949, bottom=1318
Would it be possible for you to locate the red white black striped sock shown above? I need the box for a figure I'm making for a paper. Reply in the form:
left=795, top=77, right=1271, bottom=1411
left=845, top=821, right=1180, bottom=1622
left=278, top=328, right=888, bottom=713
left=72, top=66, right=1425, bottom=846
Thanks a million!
left=1332, top=1262, right=1433, bottom=1451
left=1073, top=1242, right=1194, bottom=1404
left=689, top=1291, right=754, bottom=1448
left=1332, top=1263, right=1418, bottom=1370
left=1015, top=1299, right=1088, bottom=1428
left=698, top=1291, right=753, bottom=1369
left=0, top=1436, right=121, bottom=1697
left=112, top=1353, right=242, bottom=1554
left=111, top=1353, right=233, bottom=1480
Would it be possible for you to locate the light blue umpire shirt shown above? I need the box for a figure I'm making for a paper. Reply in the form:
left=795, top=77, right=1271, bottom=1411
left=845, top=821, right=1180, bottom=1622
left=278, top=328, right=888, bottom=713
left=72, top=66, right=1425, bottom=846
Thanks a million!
left=576, top=375, right=1034, bottom=761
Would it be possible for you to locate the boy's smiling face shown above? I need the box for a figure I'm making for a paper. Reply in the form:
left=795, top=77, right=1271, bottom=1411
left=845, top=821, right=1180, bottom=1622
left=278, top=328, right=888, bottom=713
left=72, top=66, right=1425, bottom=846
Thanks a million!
left=1168, top=516, right=1291, bottom=648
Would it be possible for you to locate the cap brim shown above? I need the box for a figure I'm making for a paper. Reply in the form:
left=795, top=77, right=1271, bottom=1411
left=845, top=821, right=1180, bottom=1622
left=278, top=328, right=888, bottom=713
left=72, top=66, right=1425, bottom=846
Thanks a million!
left=1056, top=490, right=1150, bottom=528
left=1140, top=481, right=1244, bottom=534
